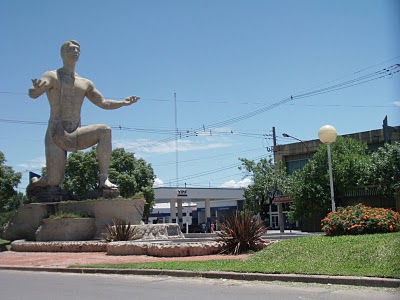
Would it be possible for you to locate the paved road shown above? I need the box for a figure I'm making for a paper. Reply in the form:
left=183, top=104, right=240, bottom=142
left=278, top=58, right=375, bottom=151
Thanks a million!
left=0, top=270, right=398, bottom=300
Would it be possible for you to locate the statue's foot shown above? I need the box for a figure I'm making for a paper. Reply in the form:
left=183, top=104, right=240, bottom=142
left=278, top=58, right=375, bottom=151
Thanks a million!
left=99, top=178, right=118, bottom=189
left=27, top=176, right=48, bottom=191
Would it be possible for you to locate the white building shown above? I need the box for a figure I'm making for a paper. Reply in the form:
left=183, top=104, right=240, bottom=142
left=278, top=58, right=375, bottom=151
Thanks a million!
left=150, top=187, right=245, bottom=232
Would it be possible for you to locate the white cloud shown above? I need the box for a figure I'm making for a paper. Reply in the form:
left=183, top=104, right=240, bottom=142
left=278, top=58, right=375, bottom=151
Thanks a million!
left=153, top=177, right=164, bottom=187
left=393, top=101, right=400, bottom=107
left=114, top=138, right=232, bottom=154
left=222, top=177, right=252, bottom=188
left=17, top=156, right=46, bottom=171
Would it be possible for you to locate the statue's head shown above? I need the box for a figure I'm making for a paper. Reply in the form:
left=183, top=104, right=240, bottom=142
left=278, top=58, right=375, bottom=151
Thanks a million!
left=60, top=40, right=80, bottom=63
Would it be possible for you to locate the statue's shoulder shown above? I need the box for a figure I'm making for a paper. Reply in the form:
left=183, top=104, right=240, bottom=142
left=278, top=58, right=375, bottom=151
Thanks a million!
left=78, top=76, right=95, bottom=89
left=42, top=70, right=58, bottom=79
left=42, top=70, right=57, bottom=82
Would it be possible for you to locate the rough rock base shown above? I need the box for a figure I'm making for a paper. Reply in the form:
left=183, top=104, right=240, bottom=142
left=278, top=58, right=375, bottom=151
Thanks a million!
left=10, top=239, right=276, bottom=257
left=107, top=241, right=225, bottom=256
left=11, top=240, right=107, bottom=252
left=134, top=224, right=185, bottom=240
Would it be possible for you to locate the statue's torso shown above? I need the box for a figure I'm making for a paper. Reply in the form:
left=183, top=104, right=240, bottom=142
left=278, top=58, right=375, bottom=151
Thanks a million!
left=45, top=70, right=91, bottom=133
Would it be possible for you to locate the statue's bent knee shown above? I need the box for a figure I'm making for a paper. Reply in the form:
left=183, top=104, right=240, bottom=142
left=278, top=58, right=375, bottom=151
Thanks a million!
left=98, top=124, right=111, bottom=137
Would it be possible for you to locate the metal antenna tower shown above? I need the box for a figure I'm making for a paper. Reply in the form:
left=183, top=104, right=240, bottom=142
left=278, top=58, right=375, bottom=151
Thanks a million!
left=174, top=92, right=179, bottom=187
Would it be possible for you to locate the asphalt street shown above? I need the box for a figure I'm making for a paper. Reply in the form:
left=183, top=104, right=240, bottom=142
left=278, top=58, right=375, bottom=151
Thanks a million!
left=0, top=270, right=398, bottom=300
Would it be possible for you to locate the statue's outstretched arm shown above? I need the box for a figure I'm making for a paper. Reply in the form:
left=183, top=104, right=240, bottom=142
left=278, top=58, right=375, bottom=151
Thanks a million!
left=29, top=72, right=52, bottom=99
left=86, top=81, right=140, bottom=109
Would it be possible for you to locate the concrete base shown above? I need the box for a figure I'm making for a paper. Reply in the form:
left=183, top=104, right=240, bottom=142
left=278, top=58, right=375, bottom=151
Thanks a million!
left=1, top=198, right=145, bottom=241
left=35, top=218, right=96, bottom=241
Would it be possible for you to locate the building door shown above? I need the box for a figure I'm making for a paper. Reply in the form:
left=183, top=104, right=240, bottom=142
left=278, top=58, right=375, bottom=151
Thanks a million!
left=271, top=215, right=279, bottom=229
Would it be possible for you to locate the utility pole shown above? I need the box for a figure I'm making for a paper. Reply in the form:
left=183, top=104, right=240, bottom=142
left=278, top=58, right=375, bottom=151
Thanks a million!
left=273, top=126, right=285, bottom=234
left=272, top=126, right=277, bottom=150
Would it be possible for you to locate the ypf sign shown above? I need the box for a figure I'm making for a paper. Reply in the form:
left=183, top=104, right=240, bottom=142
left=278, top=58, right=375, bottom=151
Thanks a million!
left=177, top=189, right=188, bottom=197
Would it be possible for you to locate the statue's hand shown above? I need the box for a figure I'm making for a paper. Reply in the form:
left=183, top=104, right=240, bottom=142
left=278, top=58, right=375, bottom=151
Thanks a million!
left=123, top=95, right=140, bottom=105
left=31, top=78, right=45, bottom=89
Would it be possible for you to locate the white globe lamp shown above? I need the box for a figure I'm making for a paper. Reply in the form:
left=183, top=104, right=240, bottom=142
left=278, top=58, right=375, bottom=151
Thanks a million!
left=318, top=125, right=337, bottom=212
left=318, top=125, right=337, bottom=144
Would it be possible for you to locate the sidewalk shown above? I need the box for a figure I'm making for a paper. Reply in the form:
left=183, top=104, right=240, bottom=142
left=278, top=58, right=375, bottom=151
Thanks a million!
left=0, top=251, right=247, bottom=268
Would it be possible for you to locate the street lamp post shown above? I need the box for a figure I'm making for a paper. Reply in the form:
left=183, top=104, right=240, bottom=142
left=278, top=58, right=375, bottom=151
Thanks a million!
left=318, top=125, right=337, bottom=212
left=282, top=133, right=311, bottom=159
left=282, top=132, right=313, bottom=230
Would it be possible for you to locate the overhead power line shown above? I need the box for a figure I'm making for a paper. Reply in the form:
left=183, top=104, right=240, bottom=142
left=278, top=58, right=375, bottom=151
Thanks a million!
left=163, top=154, right=267, bottom=184
left=0, top=91, right=396, bottom=108
left=1, top=62, right=398, bottom=149
left=145, top=63, right=400, bottom=148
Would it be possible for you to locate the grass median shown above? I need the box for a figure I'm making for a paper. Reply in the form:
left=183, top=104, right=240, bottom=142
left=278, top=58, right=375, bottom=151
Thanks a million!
left=71, top=232, right=400, bottom=278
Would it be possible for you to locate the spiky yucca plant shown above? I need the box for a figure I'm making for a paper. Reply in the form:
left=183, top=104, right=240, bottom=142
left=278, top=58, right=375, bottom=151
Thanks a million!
left=103, top=218, right=138, bottom=242
left=217, top=211, right=267, bottom=255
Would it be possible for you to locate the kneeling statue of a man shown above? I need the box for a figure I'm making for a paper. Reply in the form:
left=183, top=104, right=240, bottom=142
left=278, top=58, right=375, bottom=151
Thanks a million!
left=28, top=40, right=140, bottom=191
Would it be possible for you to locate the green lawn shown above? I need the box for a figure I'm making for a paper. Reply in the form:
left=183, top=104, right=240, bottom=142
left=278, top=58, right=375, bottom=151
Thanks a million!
left=71, top=232, right=400, bottom=278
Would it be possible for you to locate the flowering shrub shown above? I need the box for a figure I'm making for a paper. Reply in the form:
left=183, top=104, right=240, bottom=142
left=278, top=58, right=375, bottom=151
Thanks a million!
left=321, top=203, right=400, bottom=236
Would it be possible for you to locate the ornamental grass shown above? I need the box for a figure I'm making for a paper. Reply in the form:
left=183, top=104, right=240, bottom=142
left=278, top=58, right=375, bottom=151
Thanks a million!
left=216, top=211, right=267, bottom=255
left=321, top=203, right=400, bottom=236
left=103, top=218, right=138, bottom=242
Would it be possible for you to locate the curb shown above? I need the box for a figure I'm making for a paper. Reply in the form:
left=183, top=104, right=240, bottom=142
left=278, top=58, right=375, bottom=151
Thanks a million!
left=1, top=266, right=399, bottom=288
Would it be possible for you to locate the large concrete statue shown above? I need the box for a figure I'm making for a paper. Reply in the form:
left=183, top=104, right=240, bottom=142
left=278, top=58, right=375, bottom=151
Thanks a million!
left=27, top=40, right=140, bottom=194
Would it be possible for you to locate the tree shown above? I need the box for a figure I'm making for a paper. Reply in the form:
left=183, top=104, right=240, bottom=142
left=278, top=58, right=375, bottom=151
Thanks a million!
left=288, top=137, right=370, bottom=223
left=3, top=192, right=26, bottom=212
left=239, top=157, right=291, bottom=219
left=0, top=151, right=22, bottom=214
left=367, top=142, right=400, bottom=197
left=62, top=148, right=155, bottom=218
left=109, top=148, right=155, bottom=218
left=62, top=149, right=99, bottom=195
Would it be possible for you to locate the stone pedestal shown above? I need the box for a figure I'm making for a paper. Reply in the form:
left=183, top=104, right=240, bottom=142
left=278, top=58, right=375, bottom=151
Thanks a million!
left=80, top=188, right=120, bottom=199
left=27, top=186, right=120, bottom=202
left=27, top=186, right=72, bottom=203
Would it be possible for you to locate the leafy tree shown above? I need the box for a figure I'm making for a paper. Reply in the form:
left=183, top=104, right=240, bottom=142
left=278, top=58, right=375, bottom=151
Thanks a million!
left=367, top=142, right=400, bottom=197
left=62, top=149, right=99, bottom=195
left=62, top=147, right=155, bottom=218
left=3, top=192, right=26, bottom=212
left=239, top=157, right=291, bottom=219
left=109, top=148, right=155, bottom=218
left=288, top=137, right=370, bottom=223
left=0, top=151, right=22, bottom=214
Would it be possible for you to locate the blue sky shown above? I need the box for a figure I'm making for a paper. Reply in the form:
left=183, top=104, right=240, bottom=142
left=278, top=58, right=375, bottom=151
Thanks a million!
left=1, top=0, right=399, bottom=193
